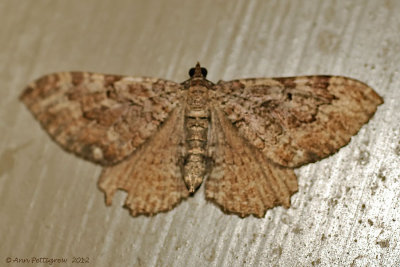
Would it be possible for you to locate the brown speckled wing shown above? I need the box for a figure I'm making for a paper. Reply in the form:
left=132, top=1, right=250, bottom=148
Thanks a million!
left=215, top=76, right=383, bottom=168
left=98, top=107, right=189, bottom=216
left=20, top=72, right=182, bottom=165
left=205, top=108, right=298, bottom=218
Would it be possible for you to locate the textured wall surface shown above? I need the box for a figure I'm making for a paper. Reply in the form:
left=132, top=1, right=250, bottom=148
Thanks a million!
left=1, top=0, right=399, bottom=266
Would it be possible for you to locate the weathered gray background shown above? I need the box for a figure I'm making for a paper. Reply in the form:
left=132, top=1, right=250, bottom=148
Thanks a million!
left=1, top=0, right=399, bottom=266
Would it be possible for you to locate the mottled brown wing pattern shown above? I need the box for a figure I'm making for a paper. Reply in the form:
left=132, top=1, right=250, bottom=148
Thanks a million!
left=98, top=107, right=189, bottom=216
left=20, top=72, right=182, bottom=165
left=215, top=76, right=383, bottom=168
left=206, top=108, right=298, bottom=217
left=21, top=64, right=383, bottom=218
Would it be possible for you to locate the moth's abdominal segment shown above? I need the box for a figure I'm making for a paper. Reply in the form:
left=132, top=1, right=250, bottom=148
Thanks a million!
left=183, top=65, right=211, bottom=193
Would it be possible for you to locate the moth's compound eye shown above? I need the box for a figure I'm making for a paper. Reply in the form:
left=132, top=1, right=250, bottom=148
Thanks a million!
left=189, top=68, right=195, bottom=77
left=188, top=67, right=208, bottom=77
left=201, top=67, right=208, bottom=77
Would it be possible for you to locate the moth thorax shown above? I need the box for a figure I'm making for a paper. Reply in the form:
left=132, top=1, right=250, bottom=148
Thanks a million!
left=187, top=85, right=209, bottom=109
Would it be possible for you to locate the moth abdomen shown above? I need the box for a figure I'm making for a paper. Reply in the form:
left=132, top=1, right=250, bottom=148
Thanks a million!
left=183, top=114, right=210, bottom=193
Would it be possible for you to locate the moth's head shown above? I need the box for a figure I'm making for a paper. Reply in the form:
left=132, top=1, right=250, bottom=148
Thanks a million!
left=181, top=62, right=214, bottom=89
left=188, top=62, right=208, bottom=78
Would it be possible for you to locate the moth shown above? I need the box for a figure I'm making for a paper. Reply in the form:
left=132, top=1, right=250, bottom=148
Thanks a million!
left=20, top=63, right=383, bottom=217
